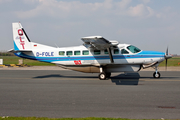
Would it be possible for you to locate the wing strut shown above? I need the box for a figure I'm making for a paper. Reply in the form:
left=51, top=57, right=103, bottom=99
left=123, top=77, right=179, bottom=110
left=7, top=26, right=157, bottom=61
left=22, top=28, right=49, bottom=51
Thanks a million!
left=107, top=48, right=114, bottom=63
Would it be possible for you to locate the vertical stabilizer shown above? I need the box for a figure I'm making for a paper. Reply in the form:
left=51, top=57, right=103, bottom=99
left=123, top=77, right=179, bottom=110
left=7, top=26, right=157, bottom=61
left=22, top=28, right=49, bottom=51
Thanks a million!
left=12, top=22, right=32, bottom=51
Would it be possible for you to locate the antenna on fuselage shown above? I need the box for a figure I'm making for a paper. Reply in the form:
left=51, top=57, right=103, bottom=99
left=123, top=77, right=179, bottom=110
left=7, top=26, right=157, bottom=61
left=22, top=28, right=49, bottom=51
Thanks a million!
left=54, top=43, right=59, bottom=48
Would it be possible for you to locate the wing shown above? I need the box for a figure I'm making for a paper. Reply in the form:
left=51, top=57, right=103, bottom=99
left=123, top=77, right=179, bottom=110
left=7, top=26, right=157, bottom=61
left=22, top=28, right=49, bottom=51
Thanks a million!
left=81, top=36, right=119, bottom=63
left=81, top=36, right=119, bottom=50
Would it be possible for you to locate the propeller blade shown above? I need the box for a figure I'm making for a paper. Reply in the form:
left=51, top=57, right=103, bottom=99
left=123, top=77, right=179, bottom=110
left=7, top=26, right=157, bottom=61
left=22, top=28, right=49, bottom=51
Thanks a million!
left=165, top=47, right=172, bottom=71
left=166, top=47, right=168, bottom=55
left=165, top=58, right=167, bottom=70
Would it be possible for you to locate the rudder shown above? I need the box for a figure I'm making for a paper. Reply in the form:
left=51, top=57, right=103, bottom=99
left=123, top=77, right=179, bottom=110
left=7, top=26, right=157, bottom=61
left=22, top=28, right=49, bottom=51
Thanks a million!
left=12, top=22, right=32, bottom=51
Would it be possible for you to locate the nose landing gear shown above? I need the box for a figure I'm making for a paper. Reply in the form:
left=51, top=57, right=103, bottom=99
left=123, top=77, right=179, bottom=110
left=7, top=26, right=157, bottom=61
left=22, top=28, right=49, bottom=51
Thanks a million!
left=153, top=71, right=161, bottom=78
left=153, top=65, right=161, bottom=78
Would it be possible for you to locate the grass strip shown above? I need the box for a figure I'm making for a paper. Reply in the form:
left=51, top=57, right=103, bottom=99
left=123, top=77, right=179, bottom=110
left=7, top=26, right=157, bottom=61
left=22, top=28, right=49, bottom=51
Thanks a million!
left=0, top=56, right=55, bottom=66
left=159, top=57, right=180, bottom=67
left=0, top=117, right=174, bottom=120
left=0, top=117, right=128, bottom=120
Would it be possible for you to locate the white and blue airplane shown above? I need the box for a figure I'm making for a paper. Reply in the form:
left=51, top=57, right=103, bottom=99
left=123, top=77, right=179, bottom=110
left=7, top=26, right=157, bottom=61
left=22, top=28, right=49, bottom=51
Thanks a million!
left=10, top=22, right=172, bottom=80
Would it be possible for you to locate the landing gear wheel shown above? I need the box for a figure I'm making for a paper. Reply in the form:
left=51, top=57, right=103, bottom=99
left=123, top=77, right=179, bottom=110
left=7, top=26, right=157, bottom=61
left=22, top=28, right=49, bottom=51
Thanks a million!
left=153, top=72, right=160, bottom=78
left=99, top=72, right=107, bottom=80
left=106, top=72, right=111, bottom=78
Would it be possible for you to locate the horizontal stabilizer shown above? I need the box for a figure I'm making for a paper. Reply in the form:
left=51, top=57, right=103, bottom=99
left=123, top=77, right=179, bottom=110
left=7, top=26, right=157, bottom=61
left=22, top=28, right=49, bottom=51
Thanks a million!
left=8, top=48, right=32, bottom=53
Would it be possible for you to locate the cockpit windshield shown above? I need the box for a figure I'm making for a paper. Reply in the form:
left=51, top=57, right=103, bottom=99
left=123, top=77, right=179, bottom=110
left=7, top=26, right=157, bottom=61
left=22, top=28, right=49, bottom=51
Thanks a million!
left=127, top=45, right=141, bottom=53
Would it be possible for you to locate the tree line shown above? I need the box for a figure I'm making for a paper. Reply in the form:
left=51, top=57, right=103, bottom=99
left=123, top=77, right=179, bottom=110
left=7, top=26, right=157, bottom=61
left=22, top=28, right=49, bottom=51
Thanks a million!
left=0, top=52, right=15, bottom=56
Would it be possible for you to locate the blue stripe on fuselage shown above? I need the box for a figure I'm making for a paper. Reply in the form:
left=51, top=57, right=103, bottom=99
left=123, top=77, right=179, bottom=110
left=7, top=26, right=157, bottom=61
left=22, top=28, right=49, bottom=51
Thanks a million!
left=138, top=51, right=164, bottom=55
left=136, top=50, right=165, bottom=58
left=14, top=50, right=165, bottom=63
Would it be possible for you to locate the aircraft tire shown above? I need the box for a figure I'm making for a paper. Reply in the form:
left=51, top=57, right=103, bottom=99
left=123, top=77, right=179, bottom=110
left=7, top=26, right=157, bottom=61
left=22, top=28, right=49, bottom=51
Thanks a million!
left=153, top=72, right=160, bottom=78
left=106, top=72, right=111, bottom=78
left=99, top=72, right=107, bottom=80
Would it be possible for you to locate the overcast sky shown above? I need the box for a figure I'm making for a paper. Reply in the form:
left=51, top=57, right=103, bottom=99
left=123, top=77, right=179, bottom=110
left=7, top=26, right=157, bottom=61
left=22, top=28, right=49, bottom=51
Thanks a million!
left=0, top=0, right=180, bottom=54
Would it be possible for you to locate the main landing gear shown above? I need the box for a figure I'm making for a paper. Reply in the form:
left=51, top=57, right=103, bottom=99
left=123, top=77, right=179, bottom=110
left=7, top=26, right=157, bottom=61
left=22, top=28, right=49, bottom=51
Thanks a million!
left=98, top=66, right=111, bottom=80
left=98, top=72, right=111, bottom=80
left=153, top=65, right=161, bottom=78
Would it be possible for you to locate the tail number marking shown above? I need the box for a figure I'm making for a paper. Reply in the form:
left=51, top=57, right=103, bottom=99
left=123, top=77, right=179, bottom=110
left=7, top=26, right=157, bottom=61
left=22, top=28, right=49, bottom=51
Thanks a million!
left=36, top=52, right=54, bottom=57
left=74, top=60, right=81, bottom=65
left=18, top=29, right=25, bottom=49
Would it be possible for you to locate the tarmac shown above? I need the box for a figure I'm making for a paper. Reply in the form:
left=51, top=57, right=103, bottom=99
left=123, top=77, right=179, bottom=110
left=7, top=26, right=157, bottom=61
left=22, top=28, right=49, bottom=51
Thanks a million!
left=0, top=69, right=180, bottom=119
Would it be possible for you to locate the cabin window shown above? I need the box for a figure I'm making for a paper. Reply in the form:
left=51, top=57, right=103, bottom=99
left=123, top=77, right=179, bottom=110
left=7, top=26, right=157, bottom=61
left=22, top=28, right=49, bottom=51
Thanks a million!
left=83, top=50, right=89, bottom=55
left=66, top=51, right=73, bottom=56
left=121, top=49, right=129, bottom=54
left=74, top=51, right=81, bottom=55
left=59, top=51, right=65, bottom=56
left=94, top=50, right=101, bottom=55
left=104, top=49, right=108, bottom=54
left=114, top=49, right=119, bottom=54
left=127, top=45, right=141, bottom=53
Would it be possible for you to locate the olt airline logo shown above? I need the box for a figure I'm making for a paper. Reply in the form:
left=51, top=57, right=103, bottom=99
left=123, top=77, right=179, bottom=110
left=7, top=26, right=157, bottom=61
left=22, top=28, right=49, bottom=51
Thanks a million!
left=17, top=29, right=25, bottom=49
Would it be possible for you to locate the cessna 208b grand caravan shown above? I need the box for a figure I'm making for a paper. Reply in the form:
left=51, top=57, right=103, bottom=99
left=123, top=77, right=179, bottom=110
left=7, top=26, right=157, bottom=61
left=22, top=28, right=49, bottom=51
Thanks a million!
left=10, top=22, right=172, bottom=80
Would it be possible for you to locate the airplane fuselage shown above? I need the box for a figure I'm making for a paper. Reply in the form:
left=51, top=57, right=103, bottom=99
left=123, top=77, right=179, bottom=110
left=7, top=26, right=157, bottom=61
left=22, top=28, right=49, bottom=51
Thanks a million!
left=14, top=44, right=165, bottom=73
